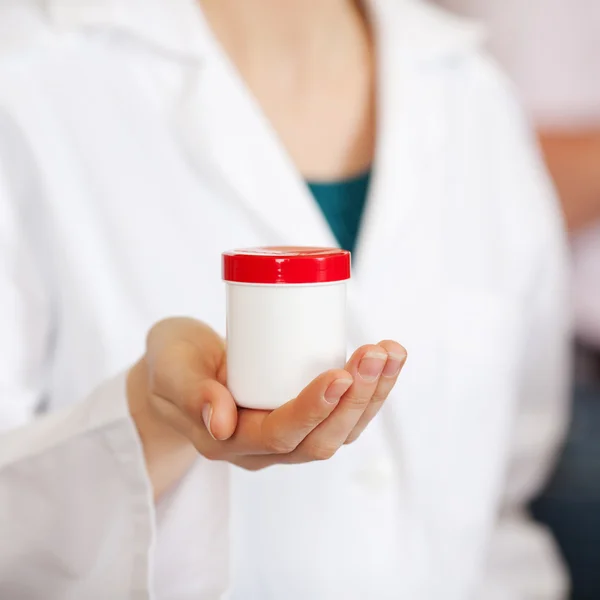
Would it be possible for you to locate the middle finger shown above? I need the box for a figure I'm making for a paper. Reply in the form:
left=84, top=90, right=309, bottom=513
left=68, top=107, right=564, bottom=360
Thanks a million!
left=345, top=340, right=406, bottom=444
left=289, top=344, right=387, bottom=461
left=220, top=368, right=353, bottom=456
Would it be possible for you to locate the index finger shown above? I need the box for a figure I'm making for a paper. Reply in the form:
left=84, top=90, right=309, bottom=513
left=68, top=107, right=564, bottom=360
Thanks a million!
left=223, top=369, right=353, bottom=455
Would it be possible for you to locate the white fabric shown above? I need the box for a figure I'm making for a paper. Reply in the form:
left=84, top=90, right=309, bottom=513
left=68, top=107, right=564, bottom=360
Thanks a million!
left=0, top=374, right=155, bottom=599
left=0, top=0, right=571, bottom=598
left=438, top=0, right=600, bottom=348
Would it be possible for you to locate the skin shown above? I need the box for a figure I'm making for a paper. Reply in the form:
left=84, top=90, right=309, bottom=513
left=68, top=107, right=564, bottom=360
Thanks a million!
left=128, top=0, right=390, bottom=501
left=199, top=0, right=376, bottom=180
left=539, top=130, right=600, bottom=231
left=128, top=319, right=406, bottom=499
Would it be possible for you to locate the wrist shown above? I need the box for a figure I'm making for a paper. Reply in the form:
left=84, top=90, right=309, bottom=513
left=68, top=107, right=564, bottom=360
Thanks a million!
left=127, top=358, right=198, bottom=500
left=127, top=358, right=150, bottom=424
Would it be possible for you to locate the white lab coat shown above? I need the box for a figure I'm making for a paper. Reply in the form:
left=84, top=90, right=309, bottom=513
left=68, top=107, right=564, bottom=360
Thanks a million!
left=438, top=0, right=600, bottom=348
left=0, top=1, right=570, bottom=599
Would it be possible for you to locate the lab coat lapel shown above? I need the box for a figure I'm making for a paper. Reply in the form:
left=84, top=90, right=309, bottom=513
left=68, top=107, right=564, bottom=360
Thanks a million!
left=348, top=8, right=449, bottom=594
left=352, top=3, right=493, bottom=596
left=175, top=37, right=337, bottom=248
left=51, top=0, right=332, bottom=250
left=355, top=0, right=483, bottom=276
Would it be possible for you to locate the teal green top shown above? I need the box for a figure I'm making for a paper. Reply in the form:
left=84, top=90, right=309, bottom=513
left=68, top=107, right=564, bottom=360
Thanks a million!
left=307, top=170, right=371, bottom=255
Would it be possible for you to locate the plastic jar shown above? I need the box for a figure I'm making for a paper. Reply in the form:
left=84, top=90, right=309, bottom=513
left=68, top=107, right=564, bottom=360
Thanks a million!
left=222, top=247, right=351, bottom=410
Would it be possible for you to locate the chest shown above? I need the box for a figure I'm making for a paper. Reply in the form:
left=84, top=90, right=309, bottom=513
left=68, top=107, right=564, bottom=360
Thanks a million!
left=31, top=53, right=526, bottom=405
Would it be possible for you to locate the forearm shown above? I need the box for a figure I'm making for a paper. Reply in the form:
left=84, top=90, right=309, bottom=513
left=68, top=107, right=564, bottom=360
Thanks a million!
left=539, top=129, right=600, bottom=231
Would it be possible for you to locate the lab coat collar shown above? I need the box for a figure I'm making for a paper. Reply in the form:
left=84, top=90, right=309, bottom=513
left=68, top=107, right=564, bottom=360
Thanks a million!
left=46, top=0, right=211, bottom=62
left=47, top=0, right=485, bottom=255
left=376, top=0, right=484, bottom=64
left=46, top=0, right=484, bottom=65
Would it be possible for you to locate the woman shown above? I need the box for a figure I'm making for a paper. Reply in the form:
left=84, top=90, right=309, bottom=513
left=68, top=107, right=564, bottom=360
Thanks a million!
left=0, top=0, right=570, bottom=598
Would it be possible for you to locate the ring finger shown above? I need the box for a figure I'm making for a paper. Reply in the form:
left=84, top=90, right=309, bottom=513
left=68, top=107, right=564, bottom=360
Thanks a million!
left=286, top=344, right=388, bottom=462
left=344, top=340, right=406, bottom=444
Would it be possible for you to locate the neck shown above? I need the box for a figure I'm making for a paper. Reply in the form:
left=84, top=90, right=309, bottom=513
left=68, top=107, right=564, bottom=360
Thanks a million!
left=199, top=0, right=369, bottom=68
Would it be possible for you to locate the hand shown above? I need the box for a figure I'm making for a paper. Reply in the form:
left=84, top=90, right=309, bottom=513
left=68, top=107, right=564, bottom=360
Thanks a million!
left=128, top=318, right=406, bottom=495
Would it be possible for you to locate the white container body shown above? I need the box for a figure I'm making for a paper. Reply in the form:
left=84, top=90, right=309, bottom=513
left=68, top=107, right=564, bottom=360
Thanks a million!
left=226, top=281, right=347, bottom=410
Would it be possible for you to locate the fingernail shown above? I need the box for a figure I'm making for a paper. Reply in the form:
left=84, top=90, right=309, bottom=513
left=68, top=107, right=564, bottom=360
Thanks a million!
left=382, top=352, right=407, bottom=378
left=202, top=403, right=216, bottom=439
left=324, top=378, right=353, bottom=404
left=358, top=352, right=387, bottom=382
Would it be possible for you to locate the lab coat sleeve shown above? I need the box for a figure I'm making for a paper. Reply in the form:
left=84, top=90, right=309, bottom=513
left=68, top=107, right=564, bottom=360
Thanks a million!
left=503, top=190, right=571, bottom=508
left=479, top=56, right=572, bottom=510
left=0, top=109, right=154, bottom=597
left=0, top=373, right=155, bottom=599
left=0, top=126, right=52, bottom=431
left=479, top=212, right=571, bottom=600
left=471, top=59, right=572, bottom=599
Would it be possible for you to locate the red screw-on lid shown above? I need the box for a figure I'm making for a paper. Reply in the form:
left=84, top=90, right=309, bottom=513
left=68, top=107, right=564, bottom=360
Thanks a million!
left=222, top=246, right=351, bottom=284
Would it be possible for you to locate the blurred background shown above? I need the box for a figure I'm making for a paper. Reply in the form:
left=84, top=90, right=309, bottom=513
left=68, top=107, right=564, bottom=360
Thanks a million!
left=437, top=1, right=600, bottom=598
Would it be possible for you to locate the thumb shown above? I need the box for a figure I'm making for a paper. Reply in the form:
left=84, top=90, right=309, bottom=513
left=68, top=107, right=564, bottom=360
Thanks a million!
left=146, top=318, right=238, bottom=441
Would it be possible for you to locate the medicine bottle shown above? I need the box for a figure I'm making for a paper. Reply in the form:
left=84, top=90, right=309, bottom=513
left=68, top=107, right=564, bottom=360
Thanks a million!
left=222, top=247, right=351, bottom=410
